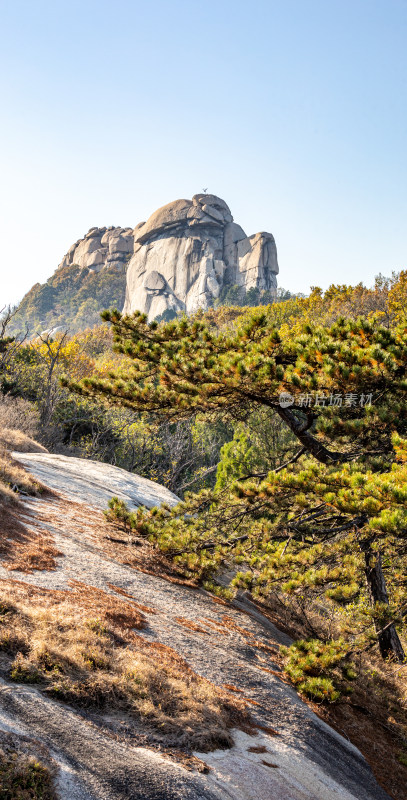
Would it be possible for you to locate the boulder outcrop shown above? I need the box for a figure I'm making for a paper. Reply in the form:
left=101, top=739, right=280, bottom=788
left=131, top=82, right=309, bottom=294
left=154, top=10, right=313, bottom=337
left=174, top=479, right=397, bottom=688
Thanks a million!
left=123, top=193, right=279, bottom=319
left=15, top=193, right=279, bottom=334
left=58, top=226, right=134, bottom=273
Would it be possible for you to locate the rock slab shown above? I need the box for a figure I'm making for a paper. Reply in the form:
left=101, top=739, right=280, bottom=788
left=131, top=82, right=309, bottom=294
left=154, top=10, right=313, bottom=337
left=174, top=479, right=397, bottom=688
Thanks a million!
left=12, top=451, right=179, bottom=511
left=3, top=451, right=392, bottom=800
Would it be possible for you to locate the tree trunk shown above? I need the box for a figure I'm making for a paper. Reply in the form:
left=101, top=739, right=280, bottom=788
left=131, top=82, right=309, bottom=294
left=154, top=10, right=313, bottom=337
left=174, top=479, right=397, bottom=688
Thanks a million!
left=364, top=548, right=405, bottom=663
left=275, top=406, right=348, bottom=464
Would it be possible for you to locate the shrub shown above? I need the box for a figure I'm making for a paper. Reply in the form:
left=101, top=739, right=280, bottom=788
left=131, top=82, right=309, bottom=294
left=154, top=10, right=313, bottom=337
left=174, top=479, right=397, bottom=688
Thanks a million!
left=280, top=638, right=356, bottom=702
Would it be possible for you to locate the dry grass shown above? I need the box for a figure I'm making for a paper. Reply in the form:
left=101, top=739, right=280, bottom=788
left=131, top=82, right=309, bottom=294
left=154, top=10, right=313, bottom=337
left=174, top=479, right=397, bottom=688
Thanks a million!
left=0, top=579, right=250, bottom=751
left=0, top=449, right=42, bottom=503
left=0, top=426, right=47, bottom=506
left=247, top=745, right=268, bottom=753
left=0, top=494, right=60, bottom=573
left=0, top=428, right=48, bottom=454
left=0, top=395, right=40, bottom=440
left=106, top=583, right=158, bottom=614
left=0, top=431, right=62, bottom=573
left=0, top=427, right=46, bottom=507
left=175, top=617, right=210, bottom=634
left=0, top=430, right=49, bottom=572
left=0, top=728, right=56, bottom=800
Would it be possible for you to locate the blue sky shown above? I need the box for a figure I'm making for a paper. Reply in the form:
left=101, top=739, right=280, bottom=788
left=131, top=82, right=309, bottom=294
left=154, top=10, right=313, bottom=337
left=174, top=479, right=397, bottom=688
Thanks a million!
left=1, top=0, right=406, bottom=306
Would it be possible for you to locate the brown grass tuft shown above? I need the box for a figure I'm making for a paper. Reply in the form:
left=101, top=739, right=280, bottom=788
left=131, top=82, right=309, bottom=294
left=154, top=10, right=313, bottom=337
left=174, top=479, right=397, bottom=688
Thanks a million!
left=0, top=505, right=60, bottom=573
left=0, top=428, right=48, bottom=454
left=248, top=745, right=268, bottom=753
left=209, top=594, right=229, bottom=607
left=255, top=723, right=279, bottom=737
left=0, top=428, right=48, bottom=519
left=0, top=726, right=57, bottom=799
left=243, top=697, right=262, bottom=707
left=199, top=618, right=229, bottom=635
left=0, top=449, right=44, bottom=507
left=0, top=748, right=56, bottom=799
left=67, top=580, right=147, bottom=630
left=0, top=580, right=251, bottom=751
left=175, top=617, right=210, bottom=634
left=106, top=584, right=157, bottom=614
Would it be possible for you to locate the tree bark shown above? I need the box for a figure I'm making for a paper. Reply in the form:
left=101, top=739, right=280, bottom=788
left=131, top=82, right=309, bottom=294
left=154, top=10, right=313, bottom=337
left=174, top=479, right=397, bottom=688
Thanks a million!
left=363, top=548, right=405, bottom=662
left=275, top=406, right=348, bottom=464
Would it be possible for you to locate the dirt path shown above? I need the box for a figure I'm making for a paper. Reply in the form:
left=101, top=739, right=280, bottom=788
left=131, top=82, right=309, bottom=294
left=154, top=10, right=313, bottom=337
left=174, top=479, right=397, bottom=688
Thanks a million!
left=0, top=452, right=392, bottom=800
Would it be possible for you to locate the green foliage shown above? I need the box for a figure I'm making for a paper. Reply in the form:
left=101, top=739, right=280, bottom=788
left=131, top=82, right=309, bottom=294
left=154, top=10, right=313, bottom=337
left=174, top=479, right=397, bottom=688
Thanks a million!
left=216, top=410, right=296, bottom=489
left=105, top=497, right=132, bottom=526
left=216, top=428, right=256, bottom=488
left=214, top=284, right=292, bottom=308
left=71, top=309, right=407, bottom=470
left=83, top=305, right=407, bottom=665
left=9, top=265, right=127, bottom=335
left=154, top=309, right=178, bottom=324
left=0, top=751, right=55, bottom=799
left=280, top=638, right=353, bottom=702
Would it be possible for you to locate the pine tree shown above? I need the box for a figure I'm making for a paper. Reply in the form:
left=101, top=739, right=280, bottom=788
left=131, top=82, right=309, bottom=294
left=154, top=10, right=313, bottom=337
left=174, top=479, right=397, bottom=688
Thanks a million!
left=69, top=308, right=407, bottom=661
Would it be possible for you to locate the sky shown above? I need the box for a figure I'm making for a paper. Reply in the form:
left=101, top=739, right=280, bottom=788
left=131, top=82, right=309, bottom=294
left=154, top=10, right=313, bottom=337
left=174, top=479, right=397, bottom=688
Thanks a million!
left=1, top=0, right=406, bottom=307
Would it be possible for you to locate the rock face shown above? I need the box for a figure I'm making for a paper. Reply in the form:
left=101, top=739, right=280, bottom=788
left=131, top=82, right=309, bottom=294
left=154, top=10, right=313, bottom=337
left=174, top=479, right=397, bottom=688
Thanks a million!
left=58, top=226, right=134, bottom=273
left=12, top=194, right=279, bottom=336
left=123, top=193, right=279, bottom=320
left=12, top=451, right=179, bottom=511
left=2, top=451, right=392, bottom=800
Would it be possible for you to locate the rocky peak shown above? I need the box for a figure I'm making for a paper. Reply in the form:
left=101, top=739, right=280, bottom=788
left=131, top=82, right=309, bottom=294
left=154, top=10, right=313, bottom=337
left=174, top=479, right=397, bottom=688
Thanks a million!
left=124, top=193, right=279, bottom=320
left=49, top=193, right=279, bottom=324
left=58, top=226, right=134, bottom=273
left=134, top=194, right=233, bottom=246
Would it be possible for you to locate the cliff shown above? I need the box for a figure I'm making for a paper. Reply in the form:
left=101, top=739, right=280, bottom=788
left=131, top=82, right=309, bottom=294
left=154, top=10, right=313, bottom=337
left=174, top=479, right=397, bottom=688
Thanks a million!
left=124, top=193, right=279, bottom=320
left=10, top=194, right=279, bottom=334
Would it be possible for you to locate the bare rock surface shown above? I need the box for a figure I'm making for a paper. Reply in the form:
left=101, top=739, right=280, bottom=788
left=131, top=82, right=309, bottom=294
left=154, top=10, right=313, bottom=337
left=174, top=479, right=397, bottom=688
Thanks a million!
left=0, top=452, right=391, bottom=800
left=12, top=451, right=179, bottom=510
left=124, top=193, right=279, bottom=320
left=30, top=193, right=279, bottom=328
left=58, top=226, right=134, bottom=274
left=0, top=688, right=224, bottom=800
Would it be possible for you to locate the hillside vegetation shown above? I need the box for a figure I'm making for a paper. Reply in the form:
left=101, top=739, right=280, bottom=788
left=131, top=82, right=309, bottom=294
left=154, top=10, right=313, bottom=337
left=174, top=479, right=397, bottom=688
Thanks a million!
left=9, top=264, right=127, bottom=336
left=1, top=273, right=407, bottom=796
